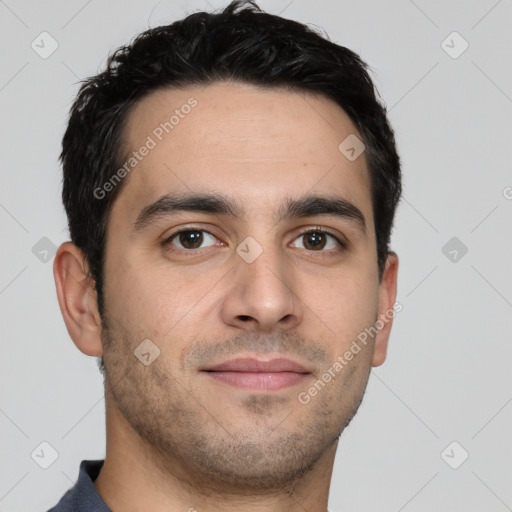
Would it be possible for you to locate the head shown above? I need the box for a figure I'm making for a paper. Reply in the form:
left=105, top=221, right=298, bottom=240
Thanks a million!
left=54, top=0, right=401, bottom=492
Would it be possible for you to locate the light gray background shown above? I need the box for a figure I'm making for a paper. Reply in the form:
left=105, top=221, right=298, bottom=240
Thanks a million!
left=1, top=0, right=511, bottom=510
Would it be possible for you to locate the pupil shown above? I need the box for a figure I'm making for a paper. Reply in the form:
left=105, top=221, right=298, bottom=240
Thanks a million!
left=181, top=231, right=202, bottom=248
left=306, top=232, right=325, bottom=250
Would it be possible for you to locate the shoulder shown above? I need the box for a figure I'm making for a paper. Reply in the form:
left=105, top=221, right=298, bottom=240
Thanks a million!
left=46, top=460, right=110, bottom=512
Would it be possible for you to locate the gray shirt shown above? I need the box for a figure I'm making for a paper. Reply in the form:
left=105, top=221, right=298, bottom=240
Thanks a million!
left=47, top=460, right=111, bottom=511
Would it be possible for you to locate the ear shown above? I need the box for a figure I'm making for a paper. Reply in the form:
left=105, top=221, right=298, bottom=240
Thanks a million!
left=53, top=242, right=103, bottom=357
left=372, top=251, right=399, bottom=367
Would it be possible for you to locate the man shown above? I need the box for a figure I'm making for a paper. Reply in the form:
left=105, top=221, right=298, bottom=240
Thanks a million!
left=50, top=0, right=401, bottom=510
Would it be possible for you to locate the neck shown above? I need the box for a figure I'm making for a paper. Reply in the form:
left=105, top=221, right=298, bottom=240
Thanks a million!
left=94, top=402, right=337, bottom=512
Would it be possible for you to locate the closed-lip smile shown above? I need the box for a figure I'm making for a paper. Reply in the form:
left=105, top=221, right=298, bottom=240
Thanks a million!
left=202, top=357, right=311, bottom=391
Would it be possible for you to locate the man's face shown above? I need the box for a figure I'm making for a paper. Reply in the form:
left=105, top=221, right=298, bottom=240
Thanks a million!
left=100, top=82, right=388, bottom=490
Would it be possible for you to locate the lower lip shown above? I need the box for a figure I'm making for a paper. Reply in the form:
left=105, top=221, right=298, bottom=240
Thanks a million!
left=205, top=371, right=309, bottom=391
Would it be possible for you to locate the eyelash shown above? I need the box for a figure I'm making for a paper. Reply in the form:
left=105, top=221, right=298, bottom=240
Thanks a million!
left=162, top=226, right=346, bottom=256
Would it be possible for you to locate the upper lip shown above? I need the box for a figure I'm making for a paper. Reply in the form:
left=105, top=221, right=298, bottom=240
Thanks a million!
left=203, top=357, right=310, bottom=373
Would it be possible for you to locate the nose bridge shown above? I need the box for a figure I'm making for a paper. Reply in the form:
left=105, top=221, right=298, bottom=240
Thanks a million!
left=236, top=230, right=290, bottom=295
left=237, top=233, right=285, bottom=285
left=221, top=229, right=302, bottom=332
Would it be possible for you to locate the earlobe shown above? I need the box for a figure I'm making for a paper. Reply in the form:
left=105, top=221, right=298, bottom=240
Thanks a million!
left=53, top=242, right=103, bottom=357
left=372, top=251, right=399, bottom=367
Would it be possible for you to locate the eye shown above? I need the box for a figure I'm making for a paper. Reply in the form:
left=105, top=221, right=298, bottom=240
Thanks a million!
left=163, top=227, right=345, bottom=255
left=165, top=229, right=219, bottom=251
left=291, top=229, right=344, bottom=253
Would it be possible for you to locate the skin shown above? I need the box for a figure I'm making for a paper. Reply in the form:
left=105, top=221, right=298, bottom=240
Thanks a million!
left=53, top=82, right=398, bottom=512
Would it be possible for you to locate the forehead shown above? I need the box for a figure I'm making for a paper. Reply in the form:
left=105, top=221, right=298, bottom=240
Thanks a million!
left=111, top=82, right=373, bottom=233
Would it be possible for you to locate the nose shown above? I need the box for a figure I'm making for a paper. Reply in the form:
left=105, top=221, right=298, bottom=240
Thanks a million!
left=220, top=242, right=303, bottom=333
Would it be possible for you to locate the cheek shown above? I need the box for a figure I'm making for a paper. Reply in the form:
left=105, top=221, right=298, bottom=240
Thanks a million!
left=102, top=251, right=166, bottom=338
left=304, top=269, right=379, bottom=340
left=112, top=257, right=223, bottom=340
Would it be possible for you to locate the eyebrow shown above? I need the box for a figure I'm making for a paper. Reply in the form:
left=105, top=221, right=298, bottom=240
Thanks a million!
left=131, top=191, right=367, bottom=235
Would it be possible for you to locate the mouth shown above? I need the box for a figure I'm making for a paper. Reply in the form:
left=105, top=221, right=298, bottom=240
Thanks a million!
left=201, top=357, right=312, bottom=392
